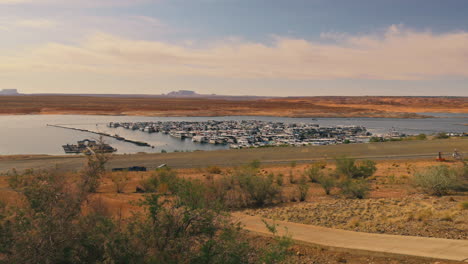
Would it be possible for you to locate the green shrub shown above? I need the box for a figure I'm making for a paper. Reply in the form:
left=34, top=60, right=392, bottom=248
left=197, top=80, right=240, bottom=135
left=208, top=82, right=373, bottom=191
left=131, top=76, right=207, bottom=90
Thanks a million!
left=1, top=164, right=293, bottom=264
left=276, top=173, right=284, bottom=186
left=234, top=167, right=280, bottom=206
left=434, top=132, right=449, bottom=139
left=459, top=201, right=468, bottom=210
left=413, top=165, right=460, bottom=196
left=335, top=157, right=377, bottom=179
left=318, top=176, right=335, bottom=195
left=296, top=176, right=309, bottom=202
left=248, top=159, right=261, bottom=169
left=416, top=133, right=427, bottom=140
left=140, top=167, right=177, bottom=193
left=207, top=166, right=222, bottom=174
left=340, top=179, right=370, bottom=199
left=304, top=165, right=323, bottom=183
left=260, top=220, right=293, bottom=264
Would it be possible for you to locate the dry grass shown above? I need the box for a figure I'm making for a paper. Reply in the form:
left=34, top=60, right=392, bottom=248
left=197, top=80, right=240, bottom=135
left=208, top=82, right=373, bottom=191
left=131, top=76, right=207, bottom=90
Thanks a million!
left=242, top=195, right=468, bottom=239
left=1, top=159, right=466, bottom=240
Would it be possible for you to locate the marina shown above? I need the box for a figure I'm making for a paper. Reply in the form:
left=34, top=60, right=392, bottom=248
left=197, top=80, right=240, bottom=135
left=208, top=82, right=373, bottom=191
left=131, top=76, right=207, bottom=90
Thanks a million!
left=0, top=115, right=466, bottom=155
left=107, top=120, right=373, bottom=149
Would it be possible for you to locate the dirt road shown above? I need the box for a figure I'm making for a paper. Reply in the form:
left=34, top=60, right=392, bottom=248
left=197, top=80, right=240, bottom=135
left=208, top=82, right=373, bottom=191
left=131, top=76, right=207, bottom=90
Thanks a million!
left=0, top=139, right=466, bottom=174
left=233, top=213, right=468, bottom=262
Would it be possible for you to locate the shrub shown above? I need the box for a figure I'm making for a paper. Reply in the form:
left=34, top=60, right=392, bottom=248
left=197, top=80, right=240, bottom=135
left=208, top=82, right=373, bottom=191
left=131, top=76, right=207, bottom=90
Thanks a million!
left=234, top=167, right=280, bottom=206
left=434, top=132, right=449, bottom=139
left=288, top=170, right=297, bottom=184
left=335, top=157, right=377, bottom=179
left=416, top=133, right=427, bottom=140
left=318, top=176, right=335, bottom=195
left=81, top=137, right=111, bottom=193
left=110, top=171, right=129, bottom=193
left=1, top=163, right=294, bottom=264
left=207, top=166, right=222, bottom=174
left=290, top=161, right=297, bottom=168
left=140, top=167, right=177, bottom=193
left=340, top=179, right=370, bottom=199
left=459, top=201, right=468, bottom=210
left=304, top=165, right=323, bottom=183
left=259, top=220, right=293, bottom=263
left=357, top=160, right=377, bottom=178
left=248, top=159, right=261, bottom=169
left=413, top=165, right=460, bottom=196
left=276, top=173, right=284, bottom=186
left=296, top=176, right=309, bottom=202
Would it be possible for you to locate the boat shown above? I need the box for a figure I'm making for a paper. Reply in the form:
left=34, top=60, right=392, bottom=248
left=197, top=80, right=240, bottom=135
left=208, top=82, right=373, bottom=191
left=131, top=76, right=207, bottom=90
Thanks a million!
left=62, top=139, right=117, bottom=154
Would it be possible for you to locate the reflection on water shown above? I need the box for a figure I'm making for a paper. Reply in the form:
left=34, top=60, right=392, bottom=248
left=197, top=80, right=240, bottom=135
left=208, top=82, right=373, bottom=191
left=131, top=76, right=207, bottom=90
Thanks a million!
left=0, top=115, right=466, bottom=155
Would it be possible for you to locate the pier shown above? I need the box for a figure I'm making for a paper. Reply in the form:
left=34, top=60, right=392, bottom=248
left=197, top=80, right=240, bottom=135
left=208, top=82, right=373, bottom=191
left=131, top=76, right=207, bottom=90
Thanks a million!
left=47, top=124, right=152, bottom=147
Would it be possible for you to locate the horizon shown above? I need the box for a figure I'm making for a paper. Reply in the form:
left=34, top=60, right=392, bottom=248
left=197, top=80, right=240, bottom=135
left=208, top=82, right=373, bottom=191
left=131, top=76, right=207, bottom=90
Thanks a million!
left=1, top=0, right=468, bottom=96
left=2, top=88, right=468, bottom=98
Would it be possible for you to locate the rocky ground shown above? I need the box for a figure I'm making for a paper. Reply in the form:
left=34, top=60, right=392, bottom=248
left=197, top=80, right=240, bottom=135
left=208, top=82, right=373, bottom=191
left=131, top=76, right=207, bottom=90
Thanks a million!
left=243, top=195, right=468, bottom=240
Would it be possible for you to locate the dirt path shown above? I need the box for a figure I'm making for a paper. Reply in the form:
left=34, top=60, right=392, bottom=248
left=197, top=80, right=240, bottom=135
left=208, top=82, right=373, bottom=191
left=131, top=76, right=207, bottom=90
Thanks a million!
left=233, top=213, right=468, bottom=262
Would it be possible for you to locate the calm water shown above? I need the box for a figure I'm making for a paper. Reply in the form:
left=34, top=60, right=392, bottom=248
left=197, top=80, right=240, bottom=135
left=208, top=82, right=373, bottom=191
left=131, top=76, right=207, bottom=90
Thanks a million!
left=0, top=115, right=466, bottom=155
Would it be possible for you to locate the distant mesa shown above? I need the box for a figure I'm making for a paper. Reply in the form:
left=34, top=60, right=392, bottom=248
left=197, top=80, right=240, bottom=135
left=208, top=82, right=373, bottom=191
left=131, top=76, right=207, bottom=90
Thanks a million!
left=0, top=89, right=20, bottom=96
left=165, top=90, right=208, bottom=97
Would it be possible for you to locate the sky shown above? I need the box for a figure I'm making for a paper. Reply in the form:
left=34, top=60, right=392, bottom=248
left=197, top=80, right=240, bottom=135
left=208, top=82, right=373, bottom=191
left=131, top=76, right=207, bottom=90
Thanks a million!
left=1, top=0, right=468, bottom=96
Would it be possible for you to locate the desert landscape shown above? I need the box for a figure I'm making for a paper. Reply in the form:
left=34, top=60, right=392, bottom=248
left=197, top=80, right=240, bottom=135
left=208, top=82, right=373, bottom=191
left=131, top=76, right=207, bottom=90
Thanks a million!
left=0, top=95, right=466, bottom=118
left=1, top=152, right=466, bottom=263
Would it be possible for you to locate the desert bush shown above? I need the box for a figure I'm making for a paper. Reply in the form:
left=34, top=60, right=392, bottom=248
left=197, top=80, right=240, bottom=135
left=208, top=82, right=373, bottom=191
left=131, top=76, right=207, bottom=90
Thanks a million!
left=335, top=157, right=377, bottom=179
left=110, top=171, right=129, bottom=193
left=318, top=176, right=335, bottom=195
left=304, top=165, right=323, bottom=183
left=81, top=142, right=110, bottom=193
left=207, top=165, right=222, bottom=174
left=1, top=164, right=295, bottom=263
left=139, top=167, right=178, bottom=193
left=288, top=169, right=297, bottom=184
left=248, top=159, right=261, bottom=169
left=243, top=174, right=279, bottom=206
left=233, top=166, right=280, bottom=206
left=413, top=165, right=460, bottom=196
left=4, top=169, right=101, bottom=263
left=416, top=133, right=427, bottom=140
left=276, top=173, right=284, bottom=186
left=259, top=220, right=293, bottom=263
left=296, top=176, right=309, bottom=202
left=434, top=132, right=449, bottom=139
left=290, top=161, right=297, bottom=168
left=340, top=179, right=370, bottom=199
left=459, top=201, right=468, bottom=210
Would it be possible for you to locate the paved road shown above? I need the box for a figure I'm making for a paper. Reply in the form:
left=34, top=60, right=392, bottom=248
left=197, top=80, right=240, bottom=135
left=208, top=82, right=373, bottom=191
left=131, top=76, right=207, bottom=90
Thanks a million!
left=0, top=139, right=466, bottom=174
left=233, top=213, right=468, bottom=262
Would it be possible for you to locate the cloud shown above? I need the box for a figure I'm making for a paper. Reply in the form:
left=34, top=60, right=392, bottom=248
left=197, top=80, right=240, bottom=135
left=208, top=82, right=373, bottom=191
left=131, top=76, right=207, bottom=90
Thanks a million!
left=2, top=25, right=468, bottom=80
left=15, top=19, right=56, bottom=28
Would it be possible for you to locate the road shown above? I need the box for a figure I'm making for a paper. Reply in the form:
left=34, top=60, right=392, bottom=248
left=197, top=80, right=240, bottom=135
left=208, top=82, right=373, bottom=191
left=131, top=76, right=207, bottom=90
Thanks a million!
left=233, top=213, right=468, bottom=262
left=0, top=139, right=466, bottom=174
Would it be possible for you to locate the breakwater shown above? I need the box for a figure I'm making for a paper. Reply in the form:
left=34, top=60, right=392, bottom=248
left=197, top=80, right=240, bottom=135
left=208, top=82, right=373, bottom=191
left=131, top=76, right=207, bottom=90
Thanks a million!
left=47, top=124, right=152, bottom=147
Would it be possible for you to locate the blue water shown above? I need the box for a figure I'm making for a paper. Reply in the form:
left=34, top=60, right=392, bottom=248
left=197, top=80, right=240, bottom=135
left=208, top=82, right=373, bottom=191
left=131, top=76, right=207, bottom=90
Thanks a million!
left=0, top=115, right=466, bottom=155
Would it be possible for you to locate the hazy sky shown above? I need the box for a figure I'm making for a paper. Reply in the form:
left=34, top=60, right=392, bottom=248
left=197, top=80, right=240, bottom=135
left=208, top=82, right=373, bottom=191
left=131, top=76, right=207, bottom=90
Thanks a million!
left=1, top=0, right=468, bottom=96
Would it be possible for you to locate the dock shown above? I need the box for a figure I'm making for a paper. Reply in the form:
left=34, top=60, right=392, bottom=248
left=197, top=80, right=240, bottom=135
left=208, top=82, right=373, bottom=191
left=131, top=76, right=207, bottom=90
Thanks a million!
left=47, top=124, right=152, bottom=147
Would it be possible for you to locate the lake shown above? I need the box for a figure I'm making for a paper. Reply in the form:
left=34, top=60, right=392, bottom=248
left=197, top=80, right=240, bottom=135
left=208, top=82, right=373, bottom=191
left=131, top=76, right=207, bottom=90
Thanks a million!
left=0, top=115, right=466, bottom=155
